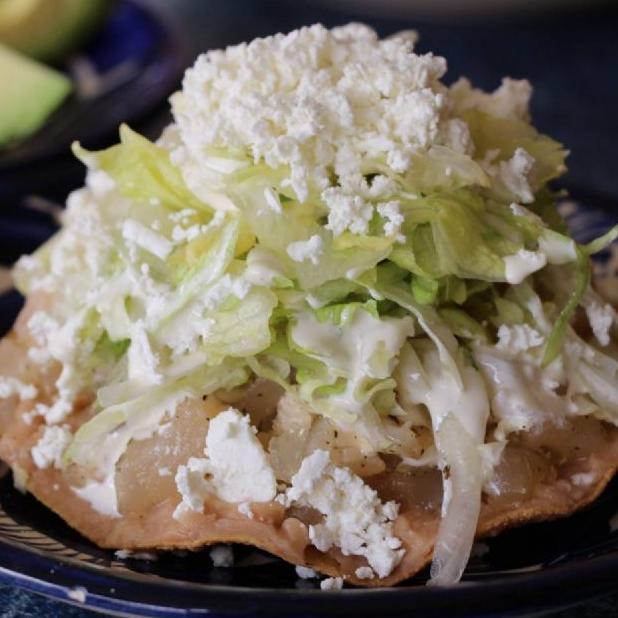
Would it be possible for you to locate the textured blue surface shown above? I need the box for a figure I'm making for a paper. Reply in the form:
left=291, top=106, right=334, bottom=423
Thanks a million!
left=2, top=0, right=618, bottom=616
left=0, top=586, right=617, bottom=617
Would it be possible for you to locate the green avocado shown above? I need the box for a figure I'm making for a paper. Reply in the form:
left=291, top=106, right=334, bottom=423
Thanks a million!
left=0, top=43, right=72, bottom=146
left=0, top=0, right=111, bottom=63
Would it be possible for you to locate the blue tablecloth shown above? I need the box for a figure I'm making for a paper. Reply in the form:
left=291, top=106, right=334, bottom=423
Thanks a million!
left=1, top=0, right=618, bottom=616
left=0, top=585, right=617, bottom=617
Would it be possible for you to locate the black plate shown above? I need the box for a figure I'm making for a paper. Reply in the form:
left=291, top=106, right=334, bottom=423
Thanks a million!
left=0, top=198, right=617, bottom=617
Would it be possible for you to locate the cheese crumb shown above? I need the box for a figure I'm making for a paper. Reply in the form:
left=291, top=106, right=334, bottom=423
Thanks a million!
left=320, top=576, right=344, bottom=591
left=200, top=274, right=251, bottom=312
left=295, top=565, right=318, bottom=579
left=377, top=201, right=405, bottom=242
left=0, top=376, right=37, bottom=401
left=585, top=299, right=615, bottom=347
left=174, top=408, right=276, bottom=517
left=67, top=587, right=88, bottom=603
left=237, top=501, right=254, bottom=519
left=286, top=235, right=323, bottom=265
left=281, top=450, right=404, bottom=579
left=496, top=324, right=544, bottom=354
left=173, top=23, right=448, bottom=234
left=498, top=148, right=535, bottom=204
left=31, top=425, right=72, bottom=469
left=27, top=311, right=59, bottom=345
left=503, top=249, right=547, bottom=284
left=323, top=189, right=375, bottom=237
left=570, top=472, right=596, bottom=487
left=210, top=544, right=234, bottom=567
left=355, top=566, right=375, bottom=579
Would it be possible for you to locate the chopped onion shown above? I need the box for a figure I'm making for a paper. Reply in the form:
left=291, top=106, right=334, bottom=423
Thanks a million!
left=429, top=413, right=483, bottom=586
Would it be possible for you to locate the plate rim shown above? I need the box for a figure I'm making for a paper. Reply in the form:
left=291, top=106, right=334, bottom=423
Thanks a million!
left=1, top=517, right=618, bottom=617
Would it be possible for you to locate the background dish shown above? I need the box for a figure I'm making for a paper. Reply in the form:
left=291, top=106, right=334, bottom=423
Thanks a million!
left=0, top=0, right=186, bottom=211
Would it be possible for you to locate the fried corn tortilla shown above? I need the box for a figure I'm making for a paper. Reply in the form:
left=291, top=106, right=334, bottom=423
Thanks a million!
left=1, top=299, right=618, bottom=587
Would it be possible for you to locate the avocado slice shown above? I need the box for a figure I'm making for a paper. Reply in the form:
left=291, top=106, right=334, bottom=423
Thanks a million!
left=0, top=43, right=72, bottom=146
left=0, top=0, right=111, bottom=63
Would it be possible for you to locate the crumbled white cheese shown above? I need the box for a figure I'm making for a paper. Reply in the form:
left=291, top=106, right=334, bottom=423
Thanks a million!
left=537, top=231, right=577, bottom=265
left=31, top=425, right=72, bottom=469
left=320, top=576, right=344, bottom=591
left=28, top=347, right=52, bottom=365
left=172, top=23, right=448, bottom=234
left=570, top=472, right=597, bottom=487
left=296, top=565, right=318, bottom=579
left=585, top=299, right=615, bottom=347
left=503, top=249, right=547, bottom=284
left=67, top=587, right=88, bottom=603
left=34, top=309, right=96, bottom=425
left=171, top=223, right=206, bottom=243
left=281, top=450, right=403, bottom=579
left=496, top=324, right=544, bottom=354
left=443, top=118, right=474, bottom=155
left=174, top=458, right=212, bottom=514
left=158, top=466, right=172, bottom=477
left=210, top=544, right=234, bottom=567
left=322, top=188, right=375, bottom=237
left=237, top=501, right=254, bottom=519
left=171, top=209, right=225, bottom=244
left=174, top=408, right=276, bottom=517
left=355, top=566, right=375, bottom=579
left=509, top=202, right=542, bottom=224
left=286, top=235, right=323, bottom=265
left=377, top=201, right=405, bottom=242
left=122, top=219, right=173, bottom=260
left=127, top=320, right=162, bottom=386
left=201, top=274, right=251, bottom=312
left=0, top=376, right=37, bottom=400
left=169, top=208, right=198, bottom=223
left=27, top=311, right=59, bottom=345
left=72, top=471, right=121, bottom=519
left=498, top=148, right=535, bottom=204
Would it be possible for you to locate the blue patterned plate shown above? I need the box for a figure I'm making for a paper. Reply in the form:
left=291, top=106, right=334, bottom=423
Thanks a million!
left=0, top=0, right=186, bottom=211
left=0, top=196, right=617, bottom=618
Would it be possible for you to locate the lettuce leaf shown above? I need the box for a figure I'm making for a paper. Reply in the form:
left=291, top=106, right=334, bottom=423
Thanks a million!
left=73, top=125, right=211, bottom=214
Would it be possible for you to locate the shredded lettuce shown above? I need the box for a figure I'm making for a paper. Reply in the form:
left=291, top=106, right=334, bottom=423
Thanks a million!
left=65, top=362, right=249, bottom=475
left=14, top=78, right=618, bottom=591
left=542, top=247, right=590, bottom=366
left=287, top=302, right=415, bottom=449
left=73, top=125, right=212, bottom=214
left=461, top=109, right=568, bottom=190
